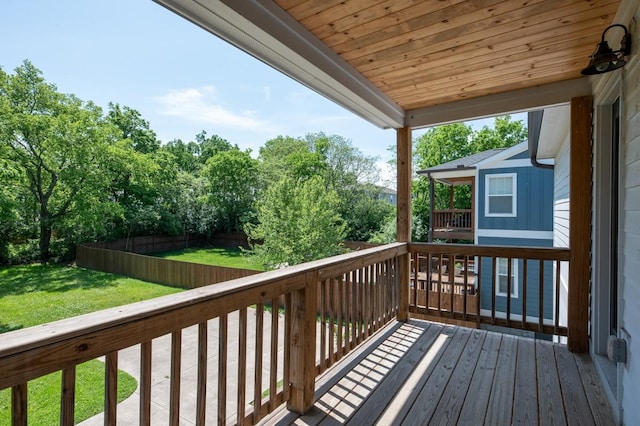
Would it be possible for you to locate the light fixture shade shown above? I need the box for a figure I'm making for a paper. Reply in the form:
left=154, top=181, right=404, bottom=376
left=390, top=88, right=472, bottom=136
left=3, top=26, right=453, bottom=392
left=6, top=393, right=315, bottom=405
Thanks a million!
left=581, top=24, right=631, bottom=76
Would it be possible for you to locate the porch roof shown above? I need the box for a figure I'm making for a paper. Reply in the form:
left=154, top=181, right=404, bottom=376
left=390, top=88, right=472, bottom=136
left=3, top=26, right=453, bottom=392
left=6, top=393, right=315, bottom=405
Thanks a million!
left=153, top=0, right=623, bottom=129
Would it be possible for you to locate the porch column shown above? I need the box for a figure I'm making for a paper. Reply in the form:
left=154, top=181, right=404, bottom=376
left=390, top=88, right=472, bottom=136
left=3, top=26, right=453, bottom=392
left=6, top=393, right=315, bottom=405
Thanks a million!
left=568, top=95, right=593, bottom=353
left=397, top=126, right=412, bottom=322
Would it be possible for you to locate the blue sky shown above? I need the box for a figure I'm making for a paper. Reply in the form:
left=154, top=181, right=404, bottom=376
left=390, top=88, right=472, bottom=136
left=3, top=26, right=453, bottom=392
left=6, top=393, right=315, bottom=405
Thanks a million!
left=1, top=1, right=524, bottom=184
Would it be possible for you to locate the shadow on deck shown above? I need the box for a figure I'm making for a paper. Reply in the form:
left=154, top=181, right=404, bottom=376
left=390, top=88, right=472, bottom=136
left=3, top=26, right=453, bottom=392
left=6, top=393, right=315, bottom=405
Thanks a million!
left=261, top=320, right=615, bottom=425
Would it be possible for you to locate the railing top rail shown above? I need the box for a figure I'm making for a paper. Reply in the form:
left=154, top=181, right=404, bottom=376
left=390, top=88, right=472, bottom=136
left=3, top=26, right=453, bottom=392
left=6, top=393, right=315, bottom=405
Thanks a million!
left=0, top=242, right=407, bottom=361
left=432, top=209, right=472, bottom=214
left=408, top=242, right=570, bottom=261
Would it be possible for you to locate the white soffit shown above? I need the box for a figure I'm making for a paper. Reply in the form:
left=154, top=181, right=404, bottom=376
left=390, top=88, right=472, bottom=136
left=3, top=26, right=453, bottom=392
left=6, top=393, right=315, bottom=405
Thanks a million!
left=537, top=105, right=570, bottom=159
left=153, top=0, right=405, bottom=129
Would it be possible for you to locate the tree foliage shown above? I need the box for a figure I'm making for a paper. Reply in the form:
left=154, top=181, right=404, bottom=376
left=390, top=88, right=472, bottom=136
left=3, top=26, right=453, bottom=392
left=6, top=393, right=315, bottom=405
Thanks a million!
left=246, top=176, right=347, bottom=267
left=203, top=148, right=259, bottom=232
left=0, top=61, right=121, bottom=260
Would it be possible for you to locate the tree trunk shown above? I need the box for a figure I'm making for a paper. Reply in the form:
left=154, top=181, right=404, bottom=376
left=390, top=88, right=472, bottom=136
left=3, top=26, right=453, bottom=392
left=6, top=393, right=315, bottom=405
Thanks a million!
left=39, top=215, right=52, bottom=262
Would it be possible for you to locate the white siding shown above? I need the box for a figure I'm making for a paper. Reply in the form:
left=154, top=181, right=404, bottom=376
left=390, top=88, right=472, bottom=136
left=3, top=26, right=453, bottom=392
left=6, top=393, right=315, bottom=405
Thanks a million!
left=620, top=7, right=640, bottom=422
left=553, top=133, right=570, bottom=327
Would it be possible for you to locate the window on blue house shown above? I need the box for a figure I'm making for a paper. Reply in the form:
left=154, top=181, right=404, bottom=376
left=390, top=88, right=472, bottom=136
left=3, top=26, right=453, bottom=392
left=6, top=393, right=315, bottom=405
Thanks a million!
left=485, top=173, right=517, bottom=217
left=496, top=258, right=518, bottom=298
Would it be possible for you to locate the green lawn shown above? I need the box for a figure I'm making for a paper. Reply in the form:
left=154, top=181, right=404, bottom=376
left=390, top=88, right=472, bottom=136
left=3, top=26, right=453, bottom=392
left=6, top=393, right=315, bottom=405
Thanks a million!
left=0, top=359, right=137, bottom=425
left=0, top=263, right=183, bottom=333
left=0, top=263, right=183, bottom=424
left=153, top=247, right=266, bottom=271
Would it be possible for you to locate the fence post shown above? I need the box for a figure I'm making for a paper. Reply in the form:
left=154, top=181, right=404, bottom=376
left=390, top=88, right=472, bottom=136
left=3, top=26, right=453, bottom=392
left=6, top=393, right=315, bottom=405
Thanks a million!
left=287, top=271, right=318, bottom=414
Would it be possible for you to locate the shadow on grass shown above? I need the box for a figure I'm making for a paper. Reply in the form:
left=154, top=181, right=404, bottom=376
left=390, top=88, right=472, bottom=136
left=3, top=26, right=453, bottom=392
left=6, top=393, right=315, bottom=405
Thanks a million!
left=0, top=323, right=23, bottom=333
left=0, top=264, right=121, bottom=298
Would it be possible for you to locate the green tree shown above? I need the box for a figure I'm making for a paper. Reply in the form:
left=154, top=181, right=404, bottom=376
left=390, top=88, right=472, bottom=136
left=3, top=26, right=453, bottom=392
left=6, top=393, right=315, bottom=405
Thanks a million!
left=162, top=139, right=201, bottom=173
left=107, top=103, right=159, bottom=153
left=246, top=176, right=347, bottom=268
left=0, top=61, right=121, bottom=260
left=196, top=131, right=235, bottom=164
left=203, top=148, right=259, bottom=232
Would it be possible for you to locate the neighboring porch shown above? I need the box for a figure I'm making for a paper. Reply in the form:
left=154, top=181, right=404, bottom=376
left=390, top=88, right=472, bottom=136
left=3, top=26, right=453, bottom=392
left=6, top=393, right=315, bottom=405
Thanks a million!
left=262, top=319, right=615, bottom=425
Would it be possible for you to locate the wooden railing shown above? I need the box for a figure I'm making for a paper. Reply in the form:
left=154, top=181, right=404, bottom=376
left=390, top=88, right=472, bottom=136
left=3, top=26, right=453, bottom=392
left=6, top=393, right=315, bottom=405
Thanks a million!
left=408, top=243, right=570, bottom=337
left=432, top=209, right=473, bottom=230
left=0, top=243, right=405, bottom=425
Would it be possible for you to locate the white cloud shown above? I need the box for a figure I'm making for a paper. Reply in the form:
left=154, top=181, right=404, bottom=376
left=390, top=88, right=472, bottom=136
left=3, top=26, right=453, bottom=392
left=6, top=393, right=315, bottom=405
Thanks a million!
left=154, top=86, right=272, bottom=131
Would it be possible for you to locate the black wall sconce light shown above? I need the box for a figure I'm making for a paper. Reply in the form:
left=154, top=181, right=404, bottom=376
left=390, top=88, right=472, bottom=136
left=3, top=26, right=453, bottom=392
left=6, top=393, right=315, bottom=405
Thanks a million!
left=581, top=24, right=632, bottom=75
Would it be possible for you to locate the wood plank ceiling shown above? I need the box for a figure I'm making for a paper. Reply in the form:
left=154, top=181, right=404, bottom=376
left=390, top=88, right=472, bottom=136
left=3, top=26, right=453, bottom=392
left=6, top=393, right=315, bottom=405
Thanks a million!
left=273, top=0, right=621, bottom=111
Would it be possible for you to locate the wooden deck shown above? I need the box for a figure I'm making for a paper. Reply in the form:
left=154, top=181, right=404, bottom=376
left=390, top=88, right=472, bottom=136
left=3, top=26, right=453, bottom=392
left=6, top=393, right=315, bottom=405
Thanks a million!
left=260, top=320, right=615, bottom=426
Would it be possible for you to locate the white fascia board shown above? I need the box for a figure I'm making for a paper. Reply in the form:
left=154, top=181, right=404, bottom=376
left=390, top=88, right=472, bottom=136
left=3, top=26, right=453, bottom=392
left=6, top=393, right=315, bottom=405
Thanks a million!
left=420, top=168, right=475, bottom=181
left=480, top=158, right=547, bottom=170
left=153, top=0, right=405, bottom=129
left=536, top=104, right=570, bottom=160
left=406, top=78, right=592, bottom=129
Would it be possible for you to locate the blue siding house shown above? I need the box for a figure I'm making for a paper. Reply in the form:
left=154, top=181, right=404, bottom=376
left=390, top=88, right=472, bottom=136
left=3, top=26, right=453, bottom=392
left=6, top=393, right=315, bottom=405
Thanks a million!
left=418, top=141, right=555, bottom=323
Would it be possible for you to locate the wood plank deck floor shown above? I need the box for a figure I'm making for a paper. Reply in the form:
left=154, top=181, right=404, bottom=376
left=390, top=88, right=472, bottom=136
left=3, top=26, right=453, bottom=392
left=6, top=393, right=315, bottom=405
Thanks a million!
left=260, top=319, right=615, bottom=426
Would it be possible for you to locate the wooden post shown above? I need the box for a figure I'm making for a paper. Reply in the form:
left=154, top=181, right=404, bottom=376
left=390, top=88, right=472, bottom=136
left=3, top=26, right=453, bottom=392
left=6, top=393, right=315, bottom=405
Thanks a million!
left=397, top=126, right=412, bottom=322
left=287, top=271, right=318, bottom=413
left=568, top=95, right=593, bottom=353
left=470, top=176, right=475, bottom=239
left=428, top=176, right=435, bottom=243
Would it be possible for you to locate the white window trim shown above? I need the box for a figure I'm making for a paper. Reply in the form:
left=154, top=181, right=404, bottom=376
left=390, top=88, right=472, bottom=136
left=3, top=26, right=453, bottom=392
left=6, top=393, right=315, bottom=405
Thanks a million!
left=485, top=173, right=517, bottom=217
left=495, top=258, right=518, bottom=298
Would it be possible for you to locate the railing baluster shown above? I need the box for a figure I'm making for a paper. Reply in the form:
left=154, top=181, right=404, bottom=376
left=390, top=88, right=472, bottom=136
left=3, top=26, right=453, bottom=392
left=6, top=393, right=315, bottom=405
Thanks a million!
left=491, top=257, right=497, bottom=325
left=169, top=332, right=181, bottom=426
left=539, top=260, right=544, bottom=333
left=269, top=298, right=278, bottom=411
left=218, top=314, right=228, bottom=425
left=522, top=260, right=529, bottom=330
left=105, top=351, right=118, bottom=425
left=449, top=255, right=455, bottom=318
left=437, top=255, right=443, bottom=316
left=336, top=276, right=343, bottom=359
left=555, top=260, right=562, bottom=334
left=411, top=252, right=417, bottom=309
left=283, top=293, right=292, bottom=403
left=345, top=271, right=352, bottom=351
left=60, top=366, right=75, bottom=426
left=463, top=256, right=468, bottom=321
left=506, top=257, right=512, bottom=327
left=328, top=278, right=335, bottom=365
left=196, top=323, right=208, bottom=426
left=356, top=268, right=362, bottom=344
left=477, top=256, right=482, bottom=328
left=320, top=279, right=327, bottom=371
left=363, top=266, right=369, bottom=340
left=12, top=382, right=27, bottom=426
left=140, top=340, right=152, bottom=426
left=237, top=308, right=247, bottom=425
left=253, top=304, right=264, bottom=423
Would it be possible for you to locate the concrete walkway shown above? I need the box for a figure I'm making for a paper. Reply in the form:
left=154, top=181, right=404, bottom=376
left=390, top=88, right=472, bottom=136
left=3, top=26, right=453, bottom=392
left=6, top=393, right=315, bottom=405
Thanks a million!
left=79, top=308, right=285, bottom=425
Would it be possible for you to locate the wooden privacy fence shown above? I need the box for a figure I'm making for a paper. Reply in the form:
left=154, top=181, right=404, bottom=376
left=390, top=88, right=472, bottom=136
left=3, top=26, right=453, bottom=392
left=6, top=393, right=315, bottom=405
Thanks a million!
left=408, top=243, right=570, bottom=337
left=1, top=243, right=405, bottom=425
left=84, top=232, right=251, bottom=254
left=76, top=245, right=260, bottom=289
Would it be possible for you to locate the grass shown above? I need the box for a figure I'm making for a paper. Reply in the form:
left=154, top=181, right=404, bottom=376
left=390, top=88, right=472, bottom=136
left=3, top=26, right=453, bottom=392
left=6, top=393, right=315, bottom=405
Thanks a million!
left=0, top=359, right=137, bottom=424
left=153, top=247, right=266, bottom=271
left=0, top=263, right=183, bottom=333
